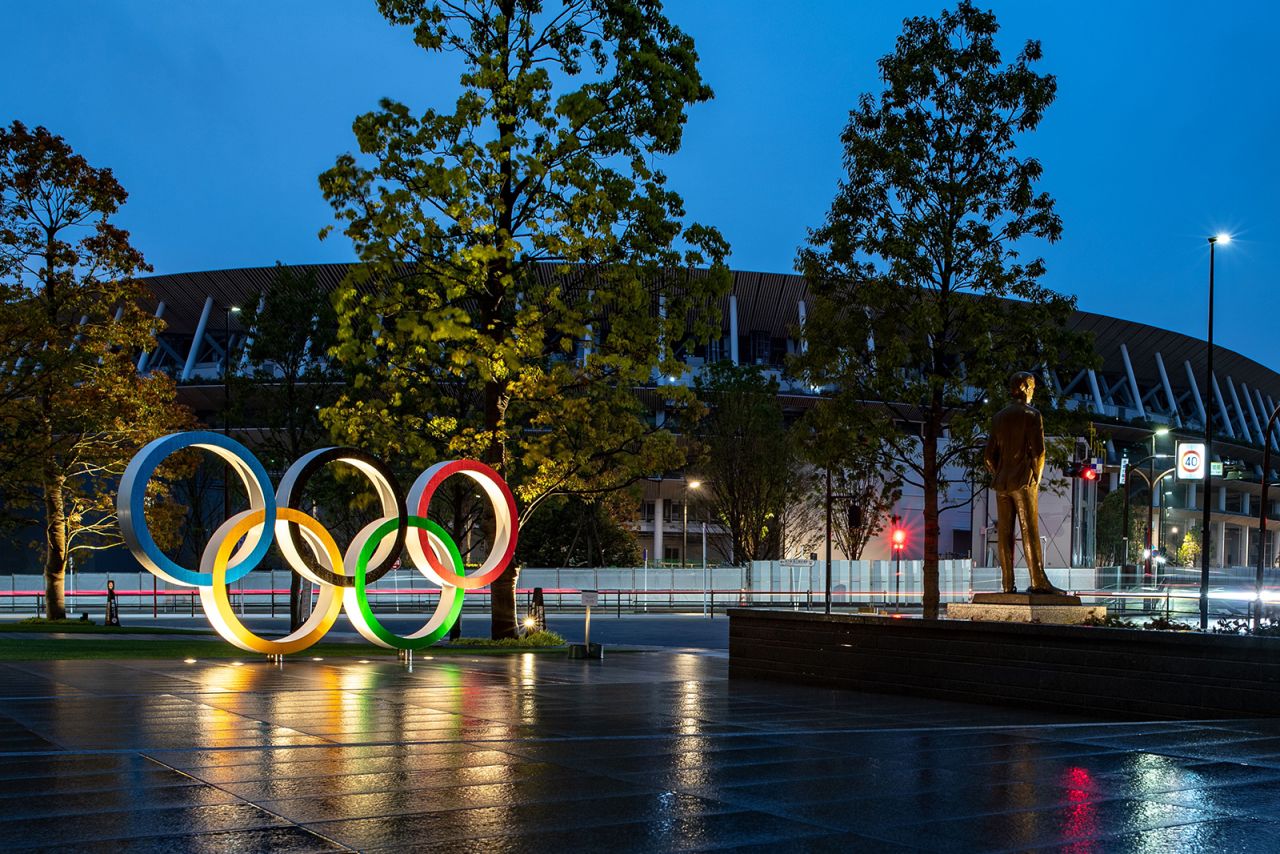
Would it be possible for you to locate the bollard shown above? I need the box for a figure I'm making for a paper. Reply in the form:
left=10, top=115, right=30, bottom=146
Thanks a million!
left=568, top=589, right=602, bottom=659
left=105, top=580, right=121, bottom=627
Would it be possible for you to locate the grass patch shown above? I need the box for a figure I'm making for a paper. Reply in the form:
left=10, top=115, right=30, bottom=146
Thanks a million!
left=0, top=618, right=209, bottom=635
left=445, top=630, right=566, bottom=648
left=0, top=633, right=571, bottom=661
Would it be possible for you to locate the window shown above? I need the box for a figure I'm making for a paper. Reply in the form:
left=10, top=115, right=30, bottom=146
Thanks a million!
left=749, top=330, right=771, bottom=365
left=663, top=546, right=681, bottom=561
left=641, top=501, right=655, bottom=522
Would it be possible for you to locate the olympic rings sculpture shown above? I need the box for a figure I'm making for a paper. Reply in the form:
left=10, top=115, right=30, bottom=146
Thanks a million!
left=117, top=431, right=518, bottom=655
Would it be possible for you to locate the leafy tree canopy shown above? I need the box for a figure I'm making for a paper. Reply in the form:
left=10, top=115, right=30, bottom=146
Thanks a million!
left=794, top=2, right=1094, bottom=617
left=319, top=0, right=728, bottom=636
left=0, top=121, right=191, bottom=618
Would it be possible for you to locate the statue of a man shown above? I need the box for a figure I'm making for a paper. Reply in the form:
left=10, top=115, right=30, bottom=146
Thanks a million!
left=984, top=371, right=1061, bottom=594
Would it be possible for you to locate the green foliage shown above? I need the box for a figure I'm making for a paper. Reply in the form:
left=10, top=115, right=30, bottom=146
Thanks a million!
left=319, top=1, right=728, bottom=638
left=516, top=491, right=641, bottom=567
left=233, top=264, right=341, bottom=469
left=1177, top=528, right=1202, bottom=569
left=448, top=630, right=565, bottom=648
left=1144, top=615, right=1193, bottom=632
left=1081, top=614, right=1137, bottom=629
left=1095, top=488, right=1145, bottom=565
left=793, top=3, right=1094, bottom=617
left=0, top=121, right=192, bottom=618
left=318, top=0, right=729, bottom=503
left=230, top=264, right=355, bottom=630
left=1213, top=617, right=1280, bottom=637
left=16, top=616, right=95, bottom=627
left=693, top=363, right=797, bottom=563
left=800, top=402, right=903, bottom=560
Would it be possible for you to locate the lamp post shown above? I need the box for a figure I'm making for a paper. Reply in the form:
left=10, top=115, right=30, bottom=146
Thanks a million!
left=1146, top=428, right=1170, bottom=579
left=1122, top=452, right=1170, bottom=574
left=222, top=304, right=240, bottom=521
left=1255, top=399, right=1280, bottom=629
left=682, top=479, right=704, bottom=615
left=1201, top=234, right=1229, bottom=629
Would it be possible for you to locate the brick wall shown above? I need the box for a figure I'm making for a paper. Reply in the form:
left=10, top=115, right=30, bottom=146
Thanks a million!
left=728, top=609, right=1280, bottom=719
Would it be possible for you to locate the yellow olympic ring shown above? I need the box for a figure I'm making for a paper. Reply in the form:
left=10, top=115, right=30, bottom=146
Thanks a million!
left=198, top=508, right=344, bottom=655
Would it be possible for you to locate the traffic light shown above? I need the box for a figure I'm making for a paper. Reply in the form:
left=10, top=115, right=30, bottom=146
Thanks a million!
left=1064, top=460, right=1101, bottom=480
left=891, top=527, right=906, bottom=551
left=847, top=503, right=863, bottom=531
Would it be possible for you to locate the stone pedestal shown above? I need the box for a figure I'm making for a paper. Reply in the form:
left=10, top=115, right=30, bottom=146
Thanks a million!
left=947, top=592, right=1104, bottom=625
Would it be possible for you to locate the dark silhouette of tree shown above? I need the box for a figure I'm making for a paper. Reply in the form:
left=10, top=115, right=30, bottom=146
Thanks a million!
left=795, top=3, right=1092, bottom=617
left=320, top=0, right=729, bottom=637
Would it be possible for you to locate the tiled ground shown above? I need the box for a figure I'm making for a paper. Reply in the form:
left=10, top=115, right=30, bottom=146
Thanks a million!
left=2, top=651, right=1280, bottom=852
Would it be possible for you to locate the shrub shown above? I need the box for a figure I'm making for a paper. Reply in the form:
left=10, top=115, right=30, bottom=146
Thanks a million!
left=1081, top=614, right=1137, bottom=629
left=446, top=630, right=566, bottom=648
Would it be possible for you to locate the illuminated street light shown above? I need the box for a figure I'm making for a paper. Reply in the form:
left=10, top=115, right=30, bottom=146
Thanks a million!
left=1201, top=235, right=1229, bottom=628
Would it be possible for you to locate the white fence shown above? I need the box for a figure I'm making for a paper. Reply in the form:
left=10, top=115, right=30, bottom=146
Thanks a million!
left=5, top=561, right=1188, bottom=615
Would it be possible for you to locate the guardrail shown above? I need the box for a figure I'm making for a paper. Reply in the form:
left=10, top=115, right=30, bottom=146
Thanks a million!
left=4, top=582, right=1270, bottom=622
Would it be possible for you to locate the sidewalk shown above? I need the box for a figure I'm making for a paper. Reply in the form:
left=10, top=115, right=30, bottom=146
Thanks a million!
left=2, top=650, right=1280, bottom=851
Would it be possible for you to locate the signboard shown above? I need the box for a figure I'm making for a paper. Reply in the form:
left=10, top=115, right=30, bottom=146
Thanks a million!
left=1211, top=460, right=1224, bottom=477
left=581, top=590, right=599, bottom=607
left=1177, top=442, right=1206, bottom=480
left=1118, top=454, right=1128, bottom=486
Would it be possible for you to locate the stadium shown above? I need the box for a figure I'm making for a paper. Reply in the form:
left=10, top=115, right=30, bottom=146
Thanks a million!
left=123, top=265, right=1280, bottom=580
left=7, top=262, right=1279, bottom=619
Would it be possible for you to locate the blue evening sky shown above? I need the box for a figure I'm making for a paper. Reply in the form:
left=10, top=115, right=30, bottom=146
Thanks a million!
left=4, top=1, right=1276, bottom=367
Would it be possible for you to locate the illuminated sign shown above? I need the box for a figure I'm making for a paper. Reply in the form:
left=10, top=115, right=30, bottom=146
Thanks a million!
left=118, top=432, right=517, bottom=655
left=1177, top=441, right=1206, bottom=481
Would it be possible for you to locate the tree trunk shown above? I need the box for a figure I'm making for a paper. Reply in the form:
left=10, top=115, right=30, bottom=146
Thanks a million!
left=491, top=564, right=519, bottom=639
left=289, top=570, right=304, bottom=631
left=921, top=425, right=941, bottom=620
left=43, top=471, right=67, bottom=620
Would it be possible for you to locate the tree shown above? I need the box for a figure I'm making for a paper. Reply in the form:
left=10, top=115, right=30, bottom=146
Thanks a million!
left=694, top=363, right=798, bottom=564
left=800, top=400, right=903, bottom=560
left=320, top=0, right=729, bottom=637
left=795, top=3, right=1093, bottom=617
left=0, top=121, right=191, bottom=618
left=232, top=264, right=348, bottom=630
left=516, top=491, right=641, bottom=567
left=1095, top=487, right=1144, bottom=566
left=1177, top=527, right=1202, bottom=569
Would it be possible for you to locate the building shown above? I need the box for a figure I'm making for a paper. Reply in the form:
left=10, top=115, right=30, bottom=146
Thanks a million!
left=28, top=263, right=1280, bottom=575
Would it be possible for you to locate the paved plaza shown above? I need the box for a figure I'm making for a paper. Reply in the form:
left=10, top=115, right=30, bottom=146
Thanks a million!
left=3, top=648, right=1280, bottom=852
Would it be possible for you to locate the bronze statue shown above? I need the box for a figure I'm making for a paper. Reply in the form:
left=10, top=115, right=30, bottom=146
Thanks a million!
left=984, top=371, right=1062, bottom=594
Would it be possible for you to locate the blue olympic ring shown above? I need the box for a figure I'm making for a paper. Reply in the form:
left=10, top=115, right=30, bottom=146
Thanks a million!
left=117, top=431, right=277, bottom=586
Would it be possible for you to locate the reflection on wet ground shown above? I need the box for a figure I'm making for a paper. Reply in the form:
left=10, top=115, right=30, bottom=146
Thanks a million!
left=2, top=651, right=1280, bottom=851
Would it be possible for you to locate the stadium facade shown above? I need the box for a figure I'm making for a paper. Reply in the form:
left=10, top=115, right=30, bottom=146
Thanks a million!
left=113, top=264, right=1280, bottom=578
left=0, top=261, right=1257, bottom=578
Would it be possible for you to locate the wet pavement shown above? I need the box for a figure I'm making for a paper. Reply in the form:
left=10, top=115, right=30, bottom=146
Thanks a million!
left=2, top=652, right=1280, bottom=852
left=0, top=611, right=736, bottom=650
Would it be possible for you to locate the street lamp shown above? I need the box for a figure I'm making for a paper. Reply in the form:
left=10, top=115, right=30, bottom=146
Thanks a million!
left=1201, top=234, right=1229, bottom=629
left=1147, top=427, right=1170, bottom=579
left=681, top=479, right=707, bottom=615
left=1122, top=450, right=1171, bottom=573
left=682, top=479, right=701, bottom=569
left=222, top=304, right=241, bottom=521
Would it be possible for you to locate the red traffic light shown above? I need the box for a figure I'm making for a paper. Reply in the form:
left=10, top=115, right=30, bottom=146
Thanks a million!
left=1082, top=467, right=1097, bottom=481
left=891, top=528, right=906, bottom=549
